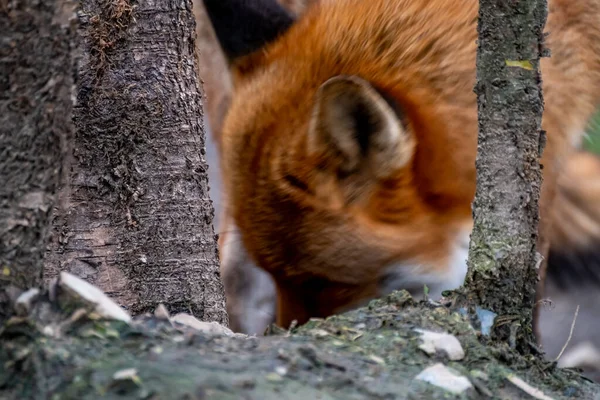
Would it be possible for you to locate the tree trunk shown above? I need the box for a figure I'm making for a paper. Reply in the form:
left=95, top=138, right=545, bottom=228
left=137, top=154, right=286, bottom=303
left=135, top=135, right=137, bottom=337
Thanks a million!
left=0, top=0, right=75, bottom=320
left=43, top=0, right=227, bottom=324
left=463, top=0, right=547, bottom=346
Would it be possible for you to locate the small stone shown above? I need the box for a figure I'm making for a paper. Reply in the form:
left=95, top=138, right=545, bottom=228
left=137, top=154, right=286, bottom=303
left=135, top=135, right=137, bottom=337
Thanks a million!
left=113, top=368, right=139, bottom=381
left=58, top=272, right=131, bottom=323
left=415, top=329, right=465, bottom=360
left=154, top=304, right=170, bottom=320
left=172, top=335, right=186, bottom=343
left=506, top=375, right=555, bottom=400
left=309, top=329, right=331, bottom=338
left=416, top=363, right=473, bottom=395
left=475, top=307, right=497, bottom=336
left=14, top=288, right=40, bottom=316
left=111, top=368, right=141, bottom=393
left=171, top=313, right=234, bottom=336
left=368, top=355, right=386, bottom=365
left=42, top=326, right=55, bottom=336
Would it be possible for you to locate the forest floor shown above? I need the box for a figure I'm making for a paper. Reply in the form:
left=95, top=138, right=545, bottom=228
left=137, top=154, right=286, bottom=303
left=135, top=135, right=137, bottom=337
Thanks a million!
left=1, top=274, right=599, bottom=399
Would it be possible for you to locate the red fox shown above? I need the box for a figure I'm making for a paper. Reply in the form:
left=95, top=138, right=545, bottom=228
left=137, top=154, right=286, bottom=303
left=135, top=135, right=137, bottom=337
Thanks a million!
left=193, top=0, right=318, bottom=145
left=548, top=150, right=600, bottom=287
left=202, top=0, right=600, bottom=334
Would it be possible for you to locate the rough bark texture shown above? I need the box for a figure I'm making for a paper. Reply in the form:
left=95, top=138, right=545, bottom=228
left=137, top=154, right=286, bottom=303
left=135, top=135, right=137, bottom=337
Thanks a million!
left=463, top=0, right=547, bottom=346
left=43, top=0, right=227, bottom=324
left=0, top=0, right=75, bottom=319
left=1, top=287, right=598, bottom=399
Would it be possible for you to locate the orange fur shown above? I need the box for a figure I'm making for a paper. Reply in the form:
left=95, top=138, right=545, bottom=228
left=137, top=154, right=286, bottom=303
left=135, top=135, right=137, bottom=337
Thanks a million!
left=551, top=151, right=600, bottom=252
left=195, top=0, right=319, bottom=333
left=193, top=0, right=317, bottom=146
left=545, top=150, right=600, bottom=292
left=212, top=0, right=600, bottom=331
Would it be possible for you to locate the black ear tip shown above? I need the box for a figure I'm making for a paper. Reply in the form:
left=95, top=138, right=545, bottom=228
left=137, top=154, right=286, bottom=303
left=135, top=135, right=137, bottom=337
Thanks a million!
left=202, top=0, right=296, bottom=61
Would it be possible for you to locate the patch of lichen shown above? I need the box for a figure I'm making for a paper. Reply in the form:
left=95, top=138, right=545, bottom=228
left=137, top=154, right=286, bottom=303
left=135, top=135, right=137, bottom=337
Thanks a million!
left=292, top=295, right=591, bottom=398
left=1, top=290, right=597, bottom=399
left=459, top=233, right=539, bottom=350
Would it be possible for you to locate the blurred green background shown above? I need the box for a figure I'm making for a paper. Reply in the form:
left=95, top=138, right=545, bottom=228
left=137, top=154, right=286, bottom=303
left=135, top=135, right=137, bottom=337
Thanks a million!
left=584, top=111, right=600, bottom=155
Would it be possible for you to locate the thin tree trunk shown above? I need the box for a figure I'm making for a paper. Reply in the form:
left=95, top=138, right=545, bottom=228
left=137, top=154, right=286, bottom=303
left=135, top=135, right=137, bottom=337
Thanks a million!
left=463, top=0, right=548, bottom=346
left=44, top=0, right=227, bottom=324
left=0, top=0, right=75, bottom=320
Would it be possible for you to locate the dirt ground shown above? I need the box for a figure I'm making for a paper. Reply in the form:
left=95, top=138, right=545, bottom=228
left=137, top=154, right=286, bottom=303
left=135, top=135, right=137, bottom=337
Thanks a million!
left=3, top=283, right=599, bottom=399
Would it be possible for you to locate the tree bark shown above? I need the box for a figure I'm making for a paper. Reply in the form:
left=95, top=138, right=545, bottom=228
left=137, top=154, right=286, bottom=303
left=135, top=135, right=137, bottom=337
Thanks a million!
left=43, top=0, right=227, bottom=324
left=463, top=0, right=547, bottom=346
left=0, top=0, right=75, bottom=320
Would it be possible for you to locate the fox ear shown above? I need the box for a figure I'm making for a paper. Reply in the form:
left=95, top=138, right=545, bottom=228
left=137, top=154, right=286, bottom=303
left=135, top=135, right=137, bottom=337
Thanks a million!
left=202, top=0, right=296, bottom=62
left=308, top=75, right=415, bottom=181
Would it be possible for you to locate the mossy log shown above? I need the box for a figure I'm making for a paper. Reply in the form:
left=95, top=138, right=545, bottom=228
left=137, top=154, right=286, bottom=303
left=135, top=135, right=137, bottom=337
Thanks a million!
left=1, top=281, right=598, bottom=400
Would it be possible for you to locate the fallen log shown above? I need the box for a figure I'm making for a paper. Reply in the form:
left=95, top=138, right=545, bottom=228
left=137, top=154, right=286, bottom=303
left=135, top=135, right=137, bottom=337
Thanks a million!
left=1, top=273, right=597, bottom=399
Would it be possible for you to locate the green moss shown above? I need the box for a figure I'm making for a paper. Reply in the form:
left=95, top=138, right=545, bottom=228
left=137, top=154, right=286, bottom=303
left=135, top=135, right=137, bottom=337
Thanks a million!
left=2, top=290, right=597, bottom=399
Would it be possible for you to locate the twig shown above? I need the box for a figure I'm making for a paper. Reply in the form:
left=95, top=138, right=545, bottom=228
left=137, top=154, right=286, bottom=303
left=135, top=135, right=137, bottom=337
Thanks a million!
left=555, top=305, right=580, bottom=362
left=534, top=297, right=554, bottom=311
left=507, top=375, right=555, bottom=400
left=285, top=319, right=298, bottom=337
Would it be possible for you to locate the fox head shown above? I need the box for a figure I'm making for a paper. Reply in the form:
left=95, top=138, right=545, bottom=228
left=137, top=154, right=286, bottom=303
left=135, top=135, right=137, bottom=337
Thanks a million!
left=204, top=0, right=481, bottom=327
